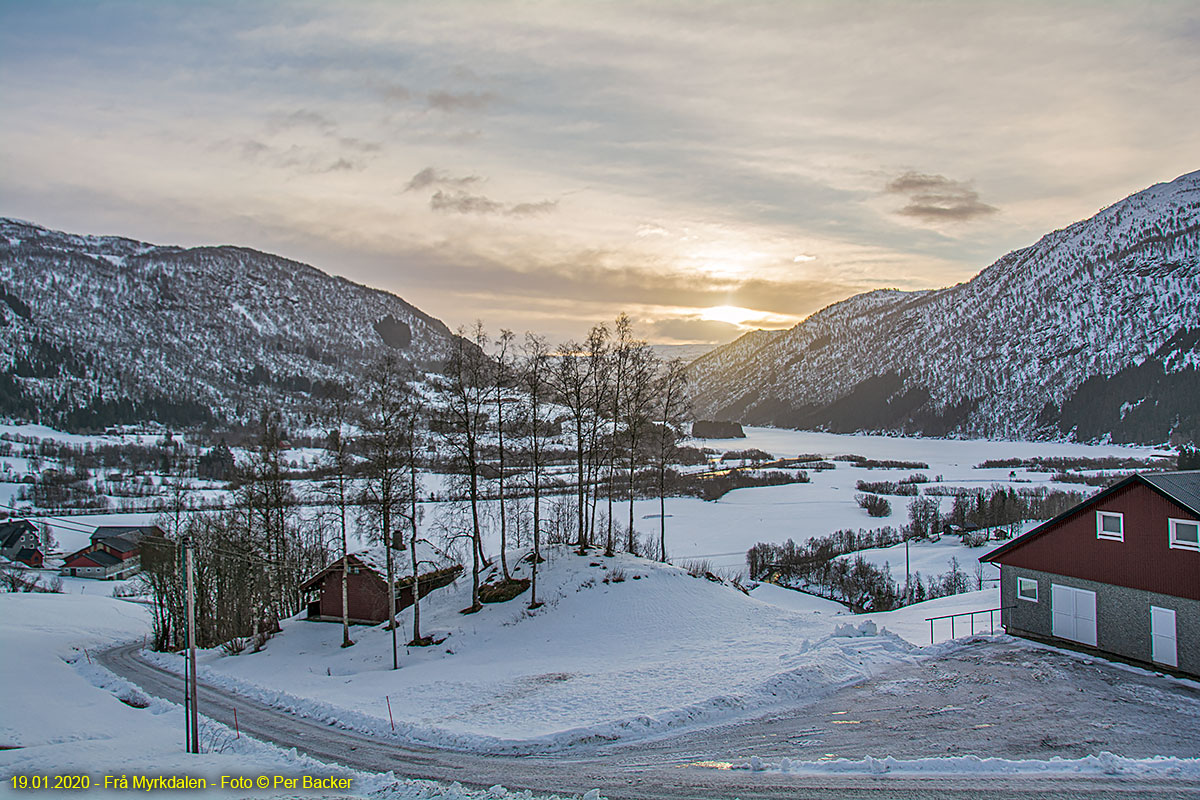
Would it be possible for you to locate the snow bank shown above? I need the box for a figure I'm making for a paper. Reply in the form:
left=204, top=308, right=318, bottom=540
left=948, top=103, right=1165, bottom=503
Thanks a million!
left=0, top=594, right=597, bottom=800
left=733, top=752, right=1200, bottom=777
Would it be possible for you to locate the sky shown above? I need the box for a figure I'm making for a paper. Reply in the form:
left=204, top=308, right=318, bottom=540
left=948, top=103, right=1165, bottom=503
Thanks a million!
left=2, top=1, right=1198, bottom=346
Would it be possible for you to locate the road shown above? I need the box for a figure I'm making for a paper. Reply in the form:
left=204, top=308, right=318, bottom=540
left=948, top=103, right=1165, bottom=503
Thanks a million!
left=99, top=640, right=1200, bottom=799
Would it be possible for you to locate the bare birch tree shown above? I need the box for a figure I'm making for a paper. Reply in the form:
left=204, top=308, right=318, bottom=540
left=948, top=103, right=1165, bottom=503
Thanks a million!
left=519, top=333, right=552, bottom=608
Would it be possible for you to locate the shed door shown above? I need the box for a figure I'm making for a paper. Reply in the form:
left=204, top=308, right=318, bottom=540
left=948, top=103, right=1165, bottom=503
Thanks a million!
left=1051, top=584, right=1097, bottom=647
left=1151, top=606, right=1178, bottom=668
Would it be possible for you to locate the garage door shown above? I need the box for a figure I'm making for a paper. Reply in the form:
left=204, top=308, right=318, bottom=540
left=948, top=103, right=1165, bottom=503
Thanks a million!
left=1051, top=584, right=1097, bottom=647
left=1151, top=606, right=1178, bottom=668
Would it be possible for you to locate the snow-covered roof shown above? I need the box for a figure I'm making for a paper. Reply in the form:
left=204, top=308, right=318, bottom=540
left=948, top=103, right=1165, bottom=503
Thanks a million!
left=352, top=542, right=459, bottom=577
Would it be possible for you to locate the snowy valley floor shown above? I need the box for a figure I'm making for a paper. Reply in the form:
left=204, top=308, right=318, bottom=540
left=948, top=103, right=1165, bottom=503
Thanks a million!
left=3, top=549, right=1200, bottom=799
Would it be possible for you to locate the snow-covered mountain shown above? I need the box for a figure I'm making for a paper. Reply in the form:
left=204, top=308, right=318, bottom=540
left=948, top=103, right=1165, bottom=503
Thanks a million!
left=689, top=171, right=1200, bottom=445
left=0, top=219, right=458, bottom=429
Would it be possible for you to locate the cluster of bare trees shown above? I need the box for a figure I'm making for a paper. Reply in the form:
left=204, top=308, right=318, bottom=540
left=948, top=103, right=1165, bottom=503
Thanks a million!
left=142, top=415, right=328, bottom=652
left=437, top=315, right=689, bottom=615
left=141, top=313, right=692, bottom=663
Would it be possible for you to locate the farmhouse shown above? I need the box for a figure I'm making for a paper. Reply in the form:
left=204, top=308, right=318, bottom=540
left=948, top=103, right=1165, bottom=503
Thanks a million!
left=981, top=471, right=1199, bottom=677
left=300, top=545, right=463, bottom=624
left=60, top=524, right=162, bottom=580
left=0, top=520, right=43, bottom=567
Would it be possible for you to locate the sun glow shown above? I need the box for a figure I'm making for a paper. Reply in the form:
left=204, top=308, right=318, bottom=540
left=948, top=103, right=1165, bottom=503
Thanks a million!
left=700, top=305, right=759, bottom=326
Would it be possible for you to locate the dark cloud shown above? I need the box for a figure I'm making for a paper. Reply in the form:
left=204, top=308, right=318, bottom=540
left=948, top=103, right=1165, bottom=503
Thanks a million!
left=886, top=171, right=997, bottom=222
left=430, top=190, right=504, bottom=214
left=427, top=90, right=496, bottom=112
left=427, top=190, right=558, bottom=217
left=649, top=317, right=744, bottom=344
left=404, top=167, right=482, bottom=192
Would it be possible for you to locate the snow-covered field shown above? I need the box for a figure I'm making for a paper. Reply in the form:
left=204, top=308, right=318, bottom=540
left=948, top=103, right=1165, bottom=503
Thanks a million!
left=6, top=424, right=1166, bottom=577
left=0, top=593, right=605, bottom=799
left=140, top=546, right=1003, bottom=755
left=3, top=424, right=1189, bottom=795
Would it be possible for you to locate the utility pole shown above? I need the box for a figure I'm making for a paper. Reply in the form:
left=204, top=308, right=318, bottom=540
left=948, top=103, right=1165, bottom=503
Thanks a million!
left=181, top=542, right=190, bottom=754
left=905, top=536, right=911, bottom=605
left=184, top=537, right=199, bottom=753
left=390, top=531, right=400, bottom=670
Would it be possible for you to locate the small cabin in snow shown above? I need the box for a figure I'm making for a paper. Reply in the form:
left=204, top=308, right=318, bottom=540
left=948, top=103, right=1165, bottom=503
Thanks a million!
left=300, top=545, right=462, bottom=625
left=981, top=471, right=1199, bottom=677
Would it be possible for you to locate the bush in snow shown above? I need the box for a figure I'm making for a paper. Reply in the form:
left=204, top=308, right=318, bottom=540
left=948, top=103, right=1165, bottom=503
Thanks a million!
left=855, top=492, right=892, bottom=517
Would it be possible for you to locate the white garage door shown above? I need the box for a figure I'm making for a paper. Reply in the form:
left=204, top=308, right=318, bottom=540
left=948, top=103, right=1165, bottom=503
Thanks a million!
left=1151, top=606, right=1178, bottom=668
left=1051, top=584, right=1097, bottom=647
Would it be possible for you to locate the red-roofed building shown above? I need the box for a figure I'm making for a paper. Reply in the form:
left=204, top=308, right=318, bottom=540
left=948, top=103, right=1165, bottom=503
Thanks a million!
left=981, top=471, right=1200, bottom=677
left=300, top=545, right=462, bottom=624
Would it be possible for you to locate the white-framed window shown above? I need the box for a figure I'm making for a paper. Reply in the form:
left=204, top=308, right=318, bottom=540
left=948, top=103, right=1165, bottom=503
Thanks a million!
left=1169, top=518, right=1200, bottom=551
left=1096, top=510, right=1124, bottom=541
left=1017, top=577, right=1038, bottom=602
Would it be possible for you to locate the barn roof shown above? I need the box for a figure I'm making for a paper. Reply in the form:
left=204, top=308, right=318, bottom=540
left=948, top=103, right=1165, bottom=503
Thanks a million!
left=66, top=550, right=121, bottom=567
left=1141, top=471, right=1200, bottom=516
left=98, top=536, right=139, bottom=554
left=980, top=470, right=1200, bottom=564
left=91, top=525, right=161, bottom=543
left=0, top=520, right=36, bottom=549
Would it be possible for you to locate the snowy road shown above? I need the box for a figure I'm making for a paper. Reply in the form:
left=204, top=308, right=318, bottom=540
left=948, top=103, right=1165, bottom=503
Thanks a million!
left=100, top=640, right=1200, bottom=799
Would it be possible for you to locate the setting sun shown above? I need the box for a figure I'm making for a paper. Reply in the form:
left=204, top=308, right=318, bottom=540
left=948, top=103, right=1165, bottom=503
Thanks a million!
left=700, top=305, right=758, bottom=326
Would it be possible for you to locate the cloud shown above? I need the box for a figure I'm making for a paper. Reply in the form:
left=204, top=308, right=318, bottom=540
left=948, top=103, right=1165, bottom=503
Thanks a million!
left=886, top=172, right=997, bottom=222
left=428, top=190, right=558, bottom=217
left=379, top=83, right=411, bottom=102
left=427, top=90, right=496, bottom=112
left=430, top=190, right=504, bottom=214
left=401, top=242, right=863, bottom=318
left=266, top=109, right=337, bottom=134
left=404, top=167, right=482, bottom=192
left=649, top=317, right=745, bottom=344
left=506, top=199, right=558, bottom=217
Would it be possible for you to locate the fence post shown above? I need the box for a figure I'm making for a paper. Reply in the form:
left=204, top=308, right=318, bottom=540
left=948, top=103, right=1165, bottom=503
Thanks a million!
left=951, top=617, right=955, bottom=640
left=929, top=618, right=934, bottom=645
left=386, top=696, right=394, bottom=732
left=233, top=708, right=239, bottom=739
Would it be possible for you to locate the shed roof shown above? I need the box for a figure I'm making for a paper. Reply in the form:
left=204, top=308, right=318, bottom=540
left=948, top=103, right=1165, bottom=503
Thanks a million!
left=14, top=548, right=41, bottom=564
left=299, top=542, right=460, bottom=591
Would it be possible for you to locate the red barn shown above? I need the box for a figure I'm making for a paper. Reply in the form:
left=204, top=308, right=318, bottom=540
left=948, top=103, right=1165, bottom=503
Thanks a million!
left=300, top=545, right=462, bottom=625
left=981, top=471, right=1199, bottom=677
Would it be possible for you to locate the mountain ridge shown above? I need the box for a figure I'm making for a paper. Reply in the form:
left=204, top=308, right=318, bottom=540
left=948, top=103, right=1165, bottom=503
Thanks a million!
left=689, top=171, right=1200, bottom=444
left=0, top=218, right=458, bottom=430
